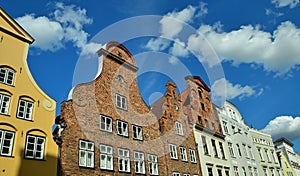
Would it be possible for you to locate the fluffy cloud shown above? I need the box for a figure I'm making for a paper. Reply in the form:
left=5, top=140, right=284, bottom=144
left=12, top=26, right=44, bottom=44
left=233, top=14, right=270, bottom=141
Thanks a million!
left=262, top=116, right=300, bottom=141
left=80, top=42, right=103, bottom=57
left=144, top=38, right=170, bottom=51
left=211, top=78, right=263, bottom=103
left=271, top=0, right=299, bottom=8
left=169, top=39, right=189, bottom=58
left=195, top=21, right=300, bottom=76
left=16, top=3, right=92, bottom=52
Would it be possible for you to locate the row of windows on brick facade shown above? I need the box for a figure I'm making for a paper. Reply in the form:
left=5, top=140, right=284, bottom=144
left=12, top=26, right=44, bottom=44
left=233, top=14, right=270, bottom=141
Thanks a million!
left=100, top=115, right=143, bottom=140
left=201, top=136, right=226, bottom=159
left=79, top=140, right=159, bottom=175
left=0, top=92, right=34, bottom=120
left=169, top=144, right=197, bottom=163
left=0, top=129, right=45, bottom=159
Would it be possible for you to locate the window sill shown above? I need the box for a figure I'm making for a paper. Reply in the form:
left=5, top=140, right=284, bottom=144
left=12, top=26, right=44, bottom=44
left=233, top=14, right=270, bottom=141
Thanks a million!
left=117, top=134, right=129, bottom=138
left=0, top=113, right=10, bottom=117
left=24, top=157, right=46, bottom=161
left=16, top=117, right=33, bottom=122
left=0, top=155, right=14, bottom=158
left=79, top=166, right=95, bottom=170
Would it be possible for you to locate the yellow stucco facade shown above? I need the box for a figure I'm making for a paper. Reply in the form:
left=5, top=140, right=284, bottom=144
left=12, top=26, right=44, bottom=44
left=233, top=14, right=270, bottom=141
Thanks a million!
left=0, top=7, right=58, bottom=176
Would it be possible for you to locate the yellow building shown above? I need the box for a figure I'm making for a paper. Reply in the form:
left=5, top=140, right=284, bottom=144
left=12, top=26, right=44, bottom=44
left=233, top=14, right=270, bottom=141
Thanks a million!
left=278, top=153, right=296, bottom=176
left=0, top=7, right=58, bottom=176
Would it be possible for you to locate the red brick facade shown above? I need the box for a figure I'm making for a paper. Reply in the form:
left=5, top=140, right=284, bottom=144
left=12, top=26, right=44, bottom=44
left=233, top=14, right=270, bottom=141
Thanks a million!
left=55, top=41, right=202, bottom=176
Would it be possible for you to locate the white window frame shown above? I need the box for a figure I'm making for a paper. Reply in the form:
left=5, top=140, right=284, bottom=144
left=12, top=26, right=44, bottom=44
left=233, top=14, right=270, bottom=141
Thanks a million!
left=100, top=144, right=113, bottom=170
left=234, top=166, right=239, bottom=176
left=134, top=151, right=145, bottom=174
left=25, top=135, right=45, bottom=160
left=148, top=154, right=159, bottom=175
left=169, top=144, right=178, bottom=159
left=132, top=125, right=143, bottom=140
left=0, top=129, right=14, bottom=156
left=100, top=115, right=112, bottom=132
left=228, top=142, right=235, bottom=157
left=219, top=142, right=225, bottom=159
left=0, top=67, right=15, bottom=86
left=79, top=140, right=94, bottom=168
left=258, top=148, right=264, bottom=161
left=211, top=139, right=218, bottom=157
left=116, top=94, right=127, bottom=110
left=117, top=120, right=128, bottom=137
left=173, top=172, right=181, bottom=176
left=179, top=147, right=187, bottom=161
left=0, top=93, right=10, bottom=115
left=184, top=174, right=190, bottom=176
left=265, top=149, right=271, bottom=162
left=222, top=121, right=228, bottom=133
left=118, top=148, right=130, bottom=172
left=202, top=136, right=209, bottom=155
left=189, top=149, right=197, bottom=163
left=17, top=99, right=34, bottom=120
left=176, top=121, right=184, bottom=136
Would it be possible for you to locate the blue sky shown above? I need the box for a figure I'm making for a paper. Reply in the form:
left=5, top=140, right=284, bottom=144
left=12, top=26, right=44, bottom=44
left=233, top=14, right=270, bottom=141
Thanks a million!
left=1, top=0, right=300, bottom=152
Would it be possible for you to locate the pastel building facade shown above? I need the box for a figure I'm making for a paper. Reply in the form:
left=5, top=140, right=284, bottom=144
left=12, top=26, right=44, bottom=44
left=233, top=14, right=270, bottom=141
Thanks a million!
left=274, top=138, right=299, bottom=176
left=217, top=101, right=261, bottom=176
left=0, top=7, right=58, bottom=176
left=250, top=128, right=282, bottom=176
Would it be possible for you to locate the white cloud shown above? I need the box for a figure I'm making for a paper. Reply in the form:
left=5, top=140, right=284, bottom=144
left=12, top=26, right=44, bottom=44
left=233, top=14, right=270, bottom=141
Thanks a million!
left=271, top=0, right=299, bottom=8
left=160, top=5, right=196, bottom=39
left=211, top=78, right=263, bottom=103
left=265, top=8, right=284, bottom=17
left=16, top=3, right=92, bottom=52
left=169, top=39, right=189, bottom=58
left=16, top=14, right=64, bottom=51
left=195, top=2, right=208, bottom=18
left=144, top=38, right=170, bottom=51
left=195, top=21, right=300, bottom=76
left=80, top=42, right=103, bottom=57
left=168, top=56, right=179, bottom=65
left=262, top=116, right=300, bottom=141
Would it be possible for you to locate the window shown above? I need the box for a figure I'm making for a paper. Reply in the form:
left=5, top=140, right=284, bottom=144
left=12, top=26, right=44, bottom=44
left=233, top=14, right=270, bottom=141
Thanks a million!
left=248, top=166, right=253, bottom=176
left=225, top=170, right=230, bottom=176
left=79, top=140, right=94, bottom=168
left=228, top=142, right=235, bottom=157
left=169, top=144, right=178, bottom=159
left=237, top=144, right=242, bottom=157
left=179, top=147, right=187, bottom=161
left=0, top=67, right=15, bottom=85
left=176, top=122, right=184, bottom=136
left=202, top=136, right=209, bottom=155
left=271, top=150, right=277, bottom=163
left=270, top=168, right=275, bottom=176
left=219, top=142, right=225, bottom=159
left=234, top=166, right=239, bottom=176
left=100, top=115, right=112, bottom=132
left=134, top=151, right=145, bottom=174
left=117, top=120, right=128, bottom=137
left=263, top=167, right=268, bottom=176
left=0, top=129, right=14, bottom=156
left=211, top=139, right=218, bottom=157
left=218, top=169, right=223, bottom=176
left=184, top=174, right=190, bottom=176
left=242, top=144, right=248, bottom=158
left=211, top=122, right=215, bottom=130
left=173, top=172, right=180, bottom=176
left=258, top=148, right=264, bottom=161
left=205, top=119, right=209, bottom=128
left=198, top=90, right=202, bottom=99
left=201, top=103, right=205, bottom=111
left=189, top=149, right=196, bottom=163
left=248, top=146, right=253, bottom=159
left=116, top=94, right=127, bottom=110
left=133, top=125, right=143, bottom=140
left=17, top=99, right=34, bottom=120
left=148, top=154, right=158, bottom=175
left=253, top=168, right=258, bottom=176
left=208, top=167, right=213, bottom=176
left=265, top=149, right=271, bottom=162
left=222, top=121, right=228, bottom=133
left=25, top=135, right=45, bottom=160
left=242, top=167, right=246, bottom=176
left=100, top=144, right=113, bottom=170
left=118, top=148, right=130, bottom=172
left=0, top=93, right=10, bottom=115
left=276, top=169, right=281, bottom=176
left=198, top=116, right=202, bottom=125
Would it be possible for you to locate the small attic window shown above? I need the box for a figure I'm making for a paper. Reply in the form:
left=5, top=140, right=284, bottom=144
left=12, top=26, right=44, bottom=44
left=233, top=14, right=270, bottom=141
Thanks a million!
left=117, top=75, right=124, bottom=83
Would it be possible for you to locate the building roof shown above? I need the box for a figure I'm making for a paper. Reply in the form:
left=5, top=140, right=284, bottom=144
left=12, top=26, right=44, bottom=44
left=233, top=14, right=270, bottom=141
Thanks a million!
left=0, top=7, right=34, bottom=44
left=274, top=137, right=294, bottom=147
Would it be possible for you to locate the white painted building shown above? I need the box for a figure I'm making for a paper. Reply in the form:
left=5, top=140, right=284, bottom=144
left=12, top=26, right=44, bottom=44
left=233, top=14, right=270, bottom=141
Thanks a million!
left=216, top=101, right=262, bottom=176
left=250, top=128, right=282, bottom=176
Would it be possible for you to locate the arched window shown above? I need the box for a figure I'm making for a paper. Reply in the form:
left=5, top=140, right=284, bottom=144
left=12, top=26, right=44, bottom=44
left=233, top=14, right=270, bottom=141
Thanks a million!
left=0, top=123, right=17, bottom=157
left=25, top=129, right=46, bottom=160
left=0, top=66, right=15, bottom=86
left=17, top=96, right=34, bottom=121
left=0, top=90, right=12, bottom=115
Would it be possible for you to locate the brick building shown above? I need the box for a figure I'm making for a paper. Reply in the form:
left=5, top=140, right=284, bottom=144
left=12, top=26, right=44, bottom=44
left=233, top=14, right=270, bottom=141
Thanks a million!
left=54, top=41, right=202, bottom=176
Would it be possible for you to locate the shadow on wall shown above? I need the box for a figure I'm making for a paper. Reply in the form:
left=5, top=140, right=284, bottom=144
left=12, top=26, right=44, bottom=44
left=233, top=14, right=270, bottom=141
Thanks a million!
left=16, top=148, right=58, bottom=176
